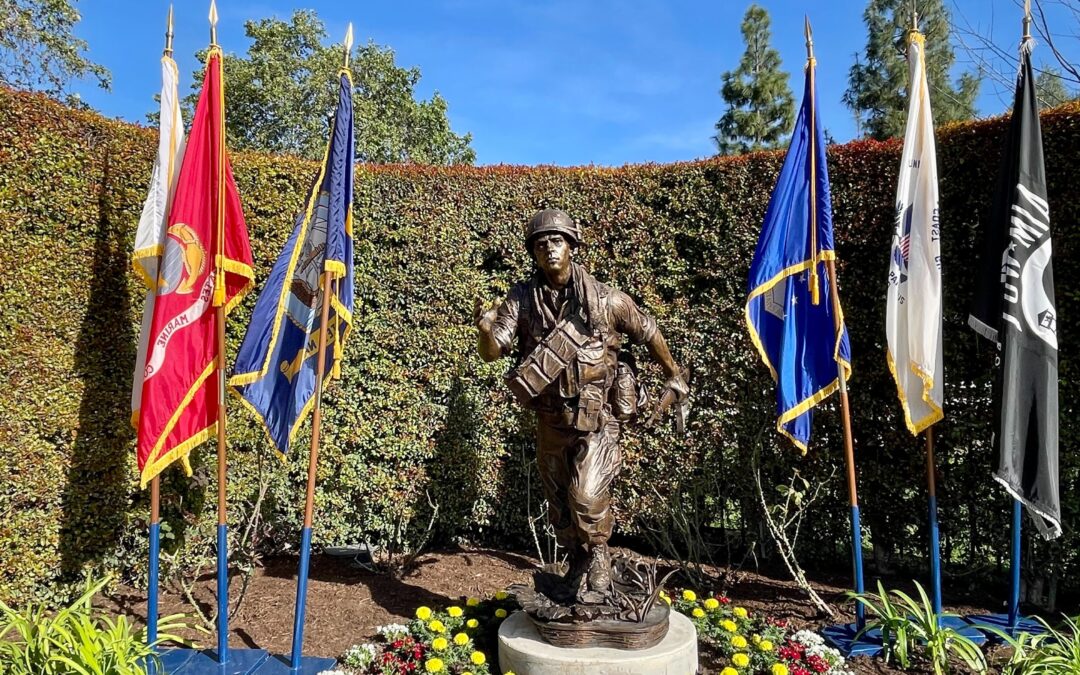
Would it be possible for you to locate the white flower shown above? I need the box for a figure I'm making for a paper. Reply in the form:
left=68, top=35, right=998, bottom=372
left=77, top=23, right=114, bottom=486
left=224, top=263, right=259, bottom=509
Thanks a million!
left=342, top=643, right=378, bottom=667
left=792, top=630, right=825, bottom=647
left=317, top=671, right=347, bottom=675
left=376, top=623, right=410, bottom=638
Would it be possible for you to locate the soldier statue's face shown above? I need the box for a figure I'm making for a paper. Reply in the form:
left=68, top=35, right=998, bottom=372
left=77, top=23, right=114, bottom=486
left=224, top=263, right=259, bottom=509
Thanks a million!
left=532, top=233, right=573, bottom=278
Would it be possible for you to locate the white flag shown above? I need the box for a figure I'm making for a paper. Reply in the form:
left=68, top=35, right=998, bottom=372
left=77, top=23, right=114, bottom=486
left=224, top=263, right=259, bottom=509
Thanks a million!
left=131, top=55, right=187, bottom=427
left=886, top=31, right=943, bottom=435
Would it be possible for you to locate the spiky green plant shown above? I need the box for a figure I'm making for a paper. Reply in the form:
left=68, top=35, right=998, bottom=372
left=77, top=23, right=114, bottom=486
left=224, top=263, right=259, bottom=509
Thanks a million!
left=0, top=576, right=191, bottom=675
left=995, top=615, right=1080, bottom=674
left=852, top=580, right=987, bottom=674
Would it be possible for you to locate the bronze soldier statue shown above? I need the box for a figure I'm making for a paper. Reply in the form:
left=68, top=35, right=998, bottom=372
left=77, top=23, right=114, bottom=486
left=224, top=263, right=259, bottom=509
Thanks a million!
left=474, top=209, right=688, bottom=603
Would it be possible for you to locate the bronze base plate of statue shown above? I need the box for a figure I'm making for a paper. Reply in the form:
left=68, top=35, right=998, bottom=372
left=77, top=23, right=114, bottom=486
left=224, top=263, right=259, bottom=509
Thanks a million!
left=508, top=554, right=674, bottom=650
left=475, top=209, right=689, bottom=649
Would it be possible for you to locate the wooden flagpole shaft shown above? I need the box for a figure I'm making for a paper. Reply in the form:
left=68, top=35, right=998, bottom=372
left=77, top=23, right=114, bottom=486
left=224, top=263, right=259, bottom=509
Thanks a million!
left=304, top=272, right=334, bottom=528
left=825, top=259, right=866, bottom=630
left=290, top=270, right=335, bottom=668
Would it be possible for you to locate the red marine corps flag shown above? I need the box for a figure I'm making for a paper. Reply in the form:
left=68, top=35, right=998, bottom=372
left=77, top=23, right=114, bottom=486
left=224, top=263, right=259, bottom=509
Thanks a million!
left=136, top=45, right=253, bottom=488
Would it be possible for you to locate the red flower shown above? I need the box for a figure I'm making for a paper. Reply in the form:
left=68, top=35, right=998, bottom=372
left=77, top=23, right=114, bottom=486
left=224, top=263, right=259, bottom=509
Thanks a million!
left=792, top=668, right=813, bottom=675
left=807, top=654, right=830, bottom=673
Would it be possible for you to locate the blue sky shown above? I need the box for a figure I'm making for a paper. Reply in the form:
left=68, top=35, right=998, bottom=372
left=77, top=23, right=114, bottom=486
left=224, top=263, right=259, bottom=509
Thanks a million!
left=71, top=0, right=1078, bottom=167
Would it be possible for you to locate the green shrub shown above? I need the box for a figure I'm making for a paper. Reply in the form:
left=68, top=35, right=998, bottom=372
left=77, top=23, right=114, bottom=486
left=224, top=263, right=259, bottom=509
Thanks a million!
left=1, top=86, right=1078, bottom=606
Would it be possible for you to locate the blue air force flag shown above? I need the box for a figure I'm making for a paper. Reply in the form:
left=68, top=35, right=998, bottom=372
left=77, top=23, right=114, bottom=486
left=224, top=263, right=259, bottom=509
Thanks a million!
left=745, top=62, right=851, bottom=453
left=230, top=71, right=355, bottom=457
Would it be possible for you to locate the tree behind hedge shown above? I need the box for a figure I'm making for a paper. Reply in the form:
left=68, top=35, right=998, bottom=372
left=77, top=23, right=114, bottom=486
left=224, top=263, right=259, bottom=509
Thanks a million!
left=844, top=0, right=979, bottom=139
left=186, top=10, right=475, bottom=164
left=0, top=0, right=110, bottom=97
left=714, top=4, right=795, bottom=155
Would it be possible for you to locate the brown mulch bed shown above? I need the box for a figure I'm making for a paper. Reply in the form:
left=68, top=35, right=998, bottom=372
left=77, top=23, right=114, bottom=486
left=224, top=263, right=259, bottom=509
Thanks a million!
left=102, top=547, right=1011, bottom=674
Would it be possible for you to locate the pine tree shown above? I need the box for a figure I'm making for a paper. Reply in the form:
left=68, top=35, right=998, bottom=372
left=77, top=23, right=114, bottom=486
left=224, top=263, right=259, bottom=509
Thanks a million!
left=844, top=0, right=979, bottom=140
left=714, top=4, right=795, bottom=155
left=1035, top=67, right=1076, bottom=110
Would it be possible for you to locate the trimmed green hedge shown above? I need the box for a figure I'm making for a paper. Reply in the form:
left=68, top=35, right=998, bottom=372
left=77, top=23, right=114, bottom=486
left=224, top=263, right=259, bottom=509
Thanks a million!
left=1, top=86, right=1078, bottom=605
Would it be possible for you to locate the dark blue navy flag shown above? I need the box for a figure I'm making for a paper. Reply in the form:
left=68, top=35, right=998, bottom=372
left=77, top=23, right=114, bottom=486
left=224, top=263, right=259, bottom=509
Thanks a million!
left=745, top=62, right=851, bottom=453
left=230, top=71, right=355, bottom=458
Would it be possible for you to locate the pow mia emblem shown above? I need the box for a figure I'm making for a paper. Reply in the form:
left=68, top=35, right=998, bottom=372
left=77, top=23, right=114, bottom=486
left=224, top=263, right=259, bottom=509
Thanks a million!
left=1039, top=308, right=1057, bottom=334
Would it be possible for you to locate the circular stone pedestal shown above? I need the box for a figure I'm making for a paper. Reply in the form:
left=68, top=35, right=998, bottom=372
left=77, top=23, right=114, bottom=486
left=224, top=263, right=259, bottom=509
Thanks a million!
left=498, top=611, right=697, bottom=675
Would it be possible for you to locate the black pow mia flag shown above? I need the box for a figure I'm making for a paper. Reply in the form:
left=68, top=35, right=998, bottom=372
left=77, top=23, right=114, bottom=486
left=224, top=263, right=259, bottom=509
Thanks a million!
left=969, top=38, right=1060, bottom=539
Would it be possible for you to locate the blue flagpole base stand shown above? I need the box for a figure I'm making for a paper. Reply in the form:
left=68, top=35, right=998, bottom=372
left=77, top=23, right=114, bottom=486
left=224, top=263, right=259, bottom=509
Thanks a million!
left=252, top=654, right=337, bottom=674
left=966, top=613, right=1047, bottom=640
left=171, top=648, right=269, bottom=675
left=156, top=648, right=198, bottom=673
left=937, top=615, right=988, bottom=645
left=821, top=623, right=884, bottom=657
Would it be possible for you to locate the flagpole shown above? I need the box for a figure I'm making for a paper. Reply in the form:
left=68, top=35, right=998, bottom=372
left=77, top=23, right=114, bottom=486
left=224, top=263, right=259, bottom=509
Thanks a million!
left=904, top=2, right=945, bottom=626
left=925, top=427, right=943, bottom=620
left=287, top=30, right=352, bottom=672
left=205, top=0, right=233, bottom=664
left=805, top=16, right=865, bottom=630
left=1004, top=0, right=1034, bottom=635
left=286, top=270, right=333, bottom=669
left=145, top=8, right=173, bottom=669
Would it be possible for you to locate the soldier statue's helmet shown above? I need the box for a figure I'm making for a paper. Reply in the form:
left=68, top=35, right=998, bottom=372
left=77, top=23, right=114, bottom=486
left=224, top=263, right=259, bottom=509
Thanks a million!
left=524, top=209, right=582, bottom=253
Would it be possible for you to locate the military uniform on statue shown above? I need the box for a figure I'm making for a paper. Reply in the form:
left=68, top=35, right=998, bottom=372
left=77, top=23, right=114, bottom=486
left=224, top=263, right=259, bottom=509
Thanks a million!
left=475, top=210, right=695, bottom=661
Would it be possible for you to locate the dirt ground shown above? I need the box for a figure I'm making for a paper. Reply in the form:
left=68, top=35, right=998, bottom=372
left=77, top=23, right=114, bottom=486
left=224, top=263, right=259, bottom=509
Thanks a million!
left=104, top=547, right=1009, bottom=674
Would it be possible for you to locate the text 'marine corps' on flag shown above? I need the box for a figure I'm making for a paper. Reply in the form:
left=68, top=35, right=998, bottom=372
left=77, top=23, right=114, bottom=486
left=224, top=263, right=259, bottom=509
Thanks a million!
left=136, top=47, right=254, bottom=488
left=745, top=57, right=851, bottom=453
left=886, top=30, right=944, bottom=435
left=229, top=69, right=356, bottom=459
left=132, top=52, right=187, bottom=429
left=968, top=36, right=1060, bottom=539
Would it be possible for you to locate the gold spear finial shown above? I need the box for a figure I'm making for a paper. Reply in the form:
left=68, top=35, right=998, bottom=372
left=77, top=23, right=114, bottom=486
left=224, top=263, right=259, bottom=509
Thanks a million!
left=344, top=23, right=354, bottom=69
left=1023, top=0, right=1032, bottom=39
left=912, top=0, right=919, bottom=32
left=804, top=16, right=814, bottom=61
left=209, top=0, right=219, bottom=46
left=164, top=5, right=174, bottom=56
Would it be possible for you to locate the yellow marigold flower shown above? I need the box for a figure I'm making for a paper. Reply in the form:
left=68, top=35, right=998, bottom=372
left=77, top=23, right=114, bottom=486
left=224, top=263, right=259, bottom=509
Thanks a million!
left=759, top=639, right=774, bottom=651
left=466, top=618, right=479, bottom=628
left=662, top=595, right=671, bottom=604
left=772, top=665, right=789, bottom=675
left=692, top=608, right=705, bottom=618
left=752, top=634, right=761, bottom=643
left=416, top=606, right=432, bottom=621
left=721, top=619, right=738, bottom=632
left=704, top=598, right=720, bottom=610
left=733, top=606, right=748, bottom=619
left=733, top=653, right=750, bottom=668
left=431, top=637, right=448, bottom=651
left=454, top=632, right=469, bottom=646
left=466, top=597, right=480, bottom=607
left=721, top=668, right=738, bottom=675
left=681, top=590, right=697, bottom=602
left=470, top=651, right=486, bottom=666
left=731, top=635, right=747, bottom=649
left=447, top=606, right=463, bottom=618
left=428, top=620, right=446, bottom=633
left=495, top=608, right=508, bottom=618
left=495, top=591, right=508, bottom=600
left=425, top=658, right=444, bottom=673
